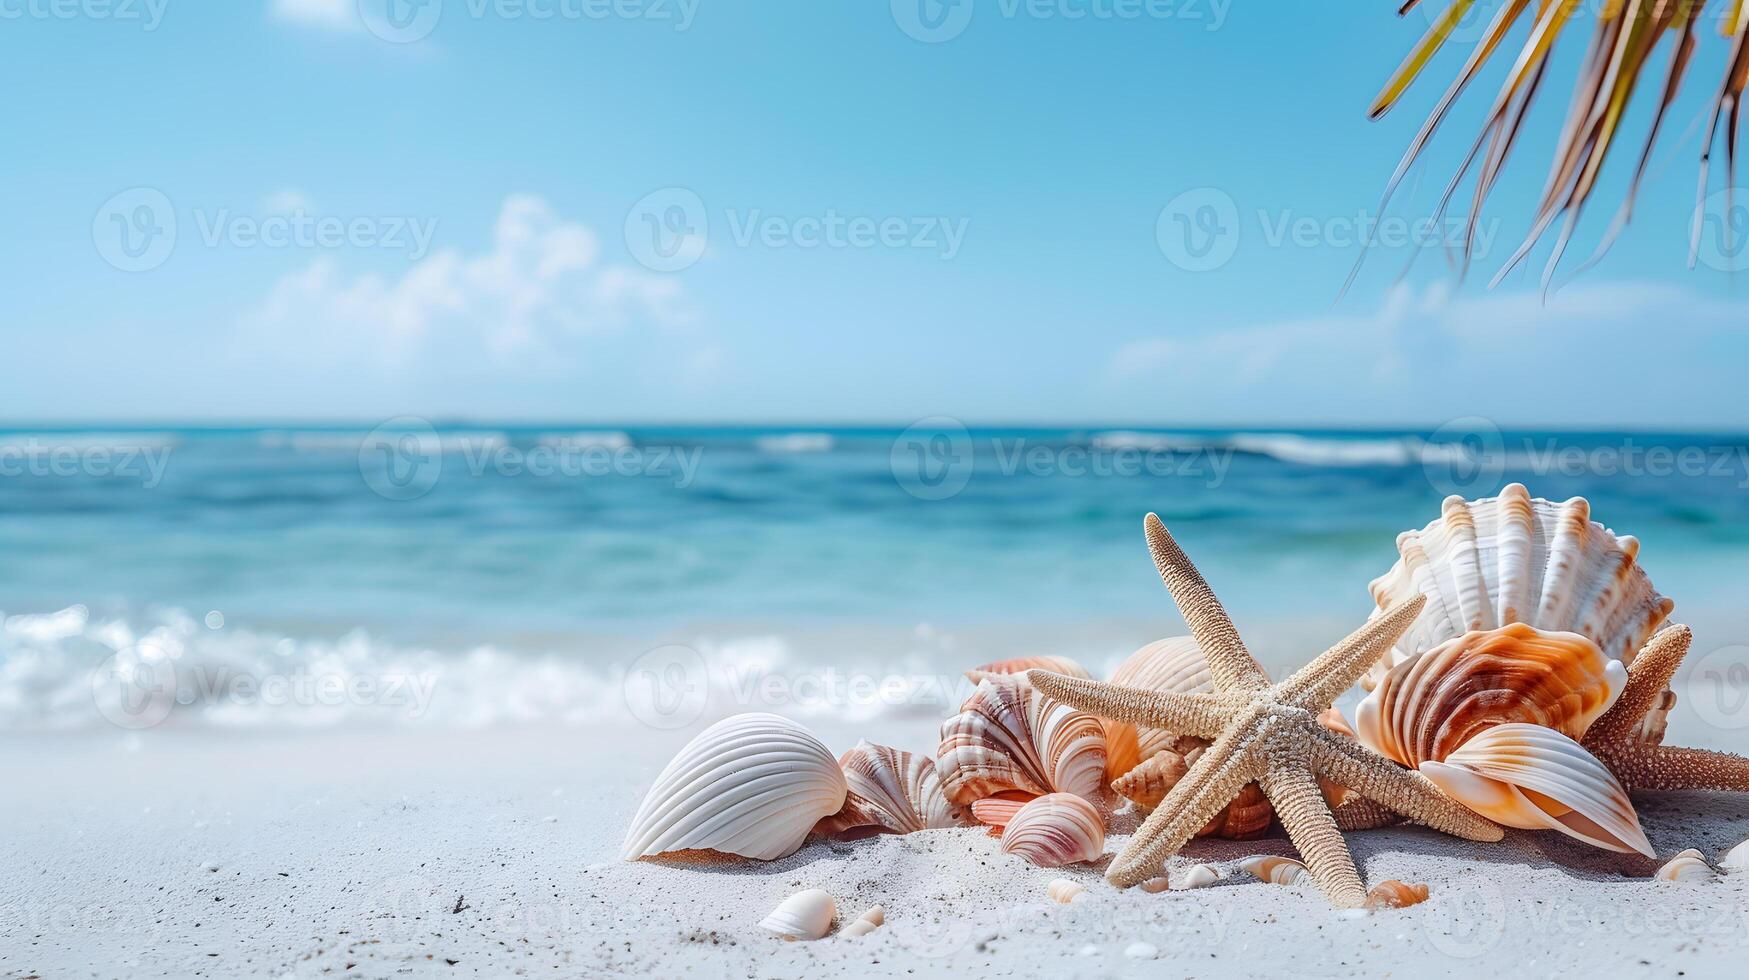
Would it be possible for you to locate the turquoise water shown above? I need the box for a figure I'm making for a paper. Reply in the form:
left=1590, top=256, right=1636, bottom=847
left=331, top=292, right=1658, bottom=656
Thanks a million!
left=5, top=425, right=1749, bottom=729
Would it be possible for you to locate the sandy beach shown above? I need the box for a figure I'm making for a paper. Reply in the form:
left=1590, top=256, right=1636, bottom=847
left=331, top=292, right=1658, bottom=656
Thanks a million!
left=6, top=713, right=1747, bottom=979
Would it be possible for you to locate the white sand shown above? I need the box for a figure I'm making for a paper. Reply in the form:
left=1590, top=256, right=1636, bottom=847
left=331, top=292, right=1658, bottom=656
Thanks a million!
left=5, top=720, right=1748, bottom=979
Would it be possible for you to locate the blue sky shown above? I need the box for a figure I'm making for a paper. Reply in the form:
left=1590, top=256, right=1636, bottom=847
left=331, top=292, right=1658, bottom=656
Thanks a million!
left=2, top=0, right=1747, bottom=427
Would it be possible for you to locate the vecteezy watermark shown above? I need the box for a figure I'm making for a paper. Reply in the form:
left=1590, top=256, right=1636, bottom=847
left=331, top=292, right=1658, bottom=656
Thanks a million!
left=1691, top=187, right=1749, bottom=273
left=1423, top=873, right=1506, bottom=958
left=357, top=0, right=698, bottom=43
left=1155, top=187, right=1502, bottom=272
left=356, top=418, right=705, bottom=501
left=0, top=437, right=173, bottom=488
left=1419, top=416, right=1749, bottom=497
left=890, top=0, right=1231, bottom=43
left=621, top=644, right=710, bottom=729
left=92, top=188, right=439, bottom=271
left=889, top=418, right=1235, bottom=501
left=89, top=641, right=438, bottom=730
left=0, top=0, right=169, bottom=29
left=1689, top=644, right=1749, bottom=732
left=624, top=187, right=969, bottom=271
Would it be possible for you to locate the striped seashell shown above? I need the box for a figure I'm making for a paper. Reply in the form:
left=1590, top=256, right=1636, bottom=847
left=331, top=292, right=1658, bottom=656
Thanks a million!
left=1363, top=880, right=1430, bottom=909
left=760, top=888, right=835, bottom=941
left=838, top=905, right=884, bottom=939
left=966, top=655, right=1091, bottom=685
left=1240, top=855, right=1306, bottom=886
left=1654, top=849, right=1713, bottom=883
left=1179, top=864, right=1220, bottom=890
left=1720, top=838, right=1749, bottom=872
left=1420, top=723, right=1652, bottom=856
left=999, top=793, right=1106, bottom=867
left=1368, top=485, right=1673, bottom=742
left=968, top=792, right=1031, bottom=830
left=1355, top=623, right=1626, bottom=767
left=814, top=741, right=970, bottom=837
left=622, top=713, right=847, bottom=861
left=1046, top=879, right=1087, bottom=904
left=1101, top=637, right=1212, bottom=779
left=937, top=675, right=1107, bottom=808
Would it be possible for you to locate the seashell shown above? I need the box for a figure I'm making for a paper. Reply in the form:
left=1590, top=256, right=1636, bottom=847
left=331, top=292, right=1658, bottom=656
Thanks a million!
left=1720, top=838, right=1749, bottom=872
left=1419, top=723, right=1652, bottom=856
left=1362, top=880, right=1430, bottom=909
left=622, top=713, right=847, bottom=862
left=968, top=792, right=1032, bottom=829
left=1101, top=637, right=1213, bottom=779
left=760, top=888, right=836, bottom=941
left=1138, top=875, right=1172, bottom=893
left=1110, top=739, right=1337, bottom=838
left=966, top=655, right=1091, bottom=685
left=1654, top=849, right=1713, bottom=883
left=838, top=905, right=884, bottom=939
left=1179, top=864, right=1220, bottom=890
left=1240, top=855, right=1306, bottom=886
left=1046, top=879, right=1087, bottom=904
left=1355, top=623, right=1626, bottom=767
left=814, top=741, right=970, bottom=837
left=1368, top=485, right=1673, bottom=741
left=937, top=676, right=1107, bottom=808
left=999, top=793, right=1106, bottom=867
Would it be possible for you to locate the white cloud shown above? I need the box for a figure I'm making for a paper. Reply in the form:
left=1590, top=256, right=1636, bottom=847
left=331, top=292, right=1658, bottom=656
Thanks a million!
left=269, top=0, right=354, bottom=30
left=241, top=194, right=695, bottom=368
left=1107, top=281, right=1749, bottom=427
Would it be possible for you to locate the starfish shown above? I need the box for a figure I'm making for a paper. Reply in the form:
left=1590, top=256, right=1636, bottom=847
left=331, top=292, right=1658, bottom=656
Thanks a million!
left=1028, top=514, right=1502, bottom=907
left=1583, top=625, right=1749, bottom=793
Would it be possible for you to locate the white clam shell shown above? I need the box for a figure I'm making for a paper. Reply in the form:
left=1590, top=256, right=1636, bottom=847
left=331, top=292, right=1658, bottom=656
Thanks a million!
left=936, top=675, right=1107, bottom=809
left=1368, top=485, right=1672, bottom=741
left=1654, top=849, right=1713, bottom=883
left=999, top=793, right=1105, bottom=867
left=1179, top=863, right=1220, bottom=889
left=1046, top=879, right=1087, bottom=904
left=1240, top=855, right=1306, bottom=885
left=1419, top=722, right=1653, bottom=857
left=1720, top=838, right=1749, bottom=872
left=760, top=888, right=836, bottom=941
left=622, top=713, right=848, bottom=861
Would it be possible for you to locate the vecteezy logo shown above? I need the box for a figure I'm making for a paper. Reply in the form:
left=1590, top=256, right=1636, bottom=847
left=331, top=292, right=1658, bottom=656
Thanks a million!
left=358, top=0, right=443, bottom=43
left=1156, top=188, right=1239, bottom=272
left=1424, top=873, right=1505, bottom=958
left=358, top=873, right=437, bottom=949
left=1692, top=188, right=1749, bottom=273
left=1418, top=0, right=1491, bottom=44
left=891, top=0, right=974, bottom=43
left=93, top=188, right=176, bottom=272
left=1420, top=416, right=1506, bottom=498
left=91, top=643, right=177, bottom=730
left=624, top=187, right=708, bottom=273
left=621, top=645, right=709, bottom=729
left=890, top=417, right=974, bottom=501
left=1689, top=644, right=1749, bottom=731
left=358, top=417, right=443, bottom=501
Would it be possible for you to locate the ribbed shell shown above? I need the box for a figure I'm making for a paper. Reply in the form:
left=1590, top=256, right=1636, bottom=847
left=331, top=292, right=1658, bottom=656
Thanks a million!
left=622, top=713, right=848, bottom=861
left=1654, top=849, right=1712, bottom=883
left=1419, top=722, right=1653, bottom=856
left=1046, top=879, right=1086, bottom=904
left=1363, top=880, right=1430, bottom=909
left=759, top=888, right=835, bottom=940
left=813, top=741, right=970, bottom=837
left=1355, top=623, right=1626, bottom=767
left=1240, top=855, right=1306, bottom=885
left=965, top=655, right=1091, bottom=685
left=936, top=675, right=1107, bottom=808
left=1369, top=485, right=1672, bottom=741
left=1101, top=637, right=1213, bottom=779
left=999, top=793, right=1106, bottom=867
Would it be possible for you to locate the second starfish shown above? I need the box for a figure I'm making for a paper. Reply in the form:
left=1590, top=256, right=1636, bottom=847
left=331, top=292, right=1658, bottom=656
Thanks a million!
left=1028, top=513, right=1504, bottom=907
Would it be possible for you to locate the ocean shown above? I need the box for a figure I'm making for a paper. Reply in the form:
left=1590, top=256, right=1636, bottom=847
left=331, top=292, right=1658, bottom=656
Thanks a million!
left=5, top=424, right=1749, bottom=732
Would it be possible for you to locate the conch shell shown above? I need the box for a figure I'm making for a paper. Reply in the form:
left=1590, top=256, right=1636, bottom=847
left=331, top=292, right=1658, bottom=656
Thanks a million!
left=760, top=888, right=835, bottom=941
left=1420, top=723, right=1653, bottom=856
left=622, top=713, right=847, bottom=861
left=1239, top=855, right=1306, bottom=886
left=1368, top=485, right=1673, bottom=741
left=1654, top=848, right=1712, bottom=883
left=998, top=793, right=1105, bottom=867
left=1355, top=623, right=1626, bottom=765
left=966, top=656, right=1090, bottom=685
left=936, top=675, right=1107, bottom=808
left=1363, top=880, right=1430, bottom=909
left=814, top=741, right=970, bottom=837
